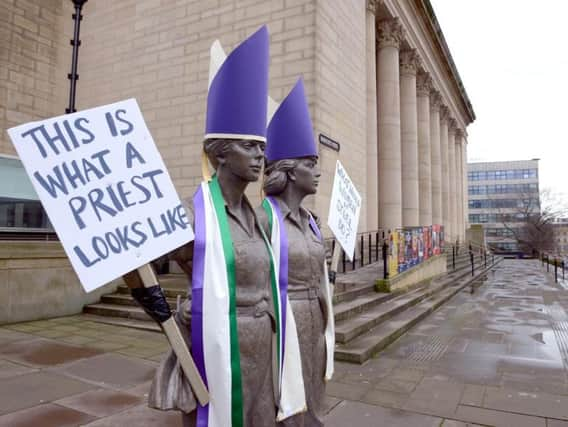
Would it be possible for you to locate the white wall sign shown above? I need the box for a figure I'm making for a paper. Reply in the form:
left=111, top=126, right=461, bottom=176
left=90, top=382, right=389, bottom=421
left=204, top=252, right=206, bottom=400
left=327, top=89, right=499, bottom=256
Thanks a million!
left=327, top=160, right=362, bottom=261
left=8, top=98, right=194, bottom=292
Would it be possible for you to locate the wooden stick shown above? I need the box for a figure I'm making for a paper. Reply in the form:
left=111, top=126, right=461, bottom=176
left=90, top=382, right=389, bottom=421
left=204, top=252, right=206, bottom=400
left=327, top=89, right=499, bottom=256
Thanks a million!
left=329, top=243, right=342, bottom=284
left=136, top=264, right=209, bottom=406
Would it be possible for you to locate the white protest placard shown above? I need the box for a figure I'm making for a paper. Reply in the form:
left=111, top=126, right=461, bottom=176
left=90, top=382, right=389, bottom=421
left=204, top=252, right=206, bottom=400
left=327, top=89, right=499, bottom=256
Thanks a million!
left=327, top=160, right=362, bottom=261
left=8, top=98, right=194, bottom=292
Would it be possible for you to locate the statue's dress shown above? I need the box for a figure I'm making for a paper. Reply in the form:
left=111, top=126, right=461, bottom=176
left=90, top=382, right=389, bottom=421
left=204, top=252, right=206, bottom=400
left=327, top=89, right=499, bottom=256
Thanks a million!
left=260, top=198, right=327, bottom=427
left=150, top=197, right=277, bottom=427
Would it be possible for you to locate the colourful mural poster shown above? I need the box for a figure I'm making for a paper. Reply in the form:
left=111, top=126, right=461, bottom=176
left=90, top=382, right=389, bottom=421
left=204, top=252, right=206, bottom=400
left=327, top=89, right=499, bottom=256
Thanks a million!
left=388, top=231, right=399, bottom=277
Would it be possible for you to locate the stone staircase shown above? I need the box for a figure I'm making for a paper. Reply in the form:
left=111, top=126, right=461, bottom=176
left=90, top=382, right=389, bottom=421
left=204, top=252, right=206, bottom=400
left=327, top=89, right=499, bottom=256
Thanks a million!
left=83, top=249, right=501, bottom=364
left=333, top=248, right=500, bottom=363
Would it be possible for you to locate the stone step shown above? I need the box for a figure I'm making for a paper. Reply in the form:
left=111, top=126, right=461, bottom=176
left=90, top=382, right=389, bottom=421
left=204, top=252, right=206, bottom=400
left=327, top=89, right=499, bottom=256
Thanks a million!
left=83, top=303, right=151, bottom=322
left=335, top=287, right=431, bottom=344
left=100, top=293, right=179, bottom=307
left=333, top=283, right=377, bottom=304
left=333, top=291, right=396, bottom=322
left=116, top=285, right=188, bottom=299
left=334, top=259, right=501, bottom=363
left=81, top=313, right=161, bottom=333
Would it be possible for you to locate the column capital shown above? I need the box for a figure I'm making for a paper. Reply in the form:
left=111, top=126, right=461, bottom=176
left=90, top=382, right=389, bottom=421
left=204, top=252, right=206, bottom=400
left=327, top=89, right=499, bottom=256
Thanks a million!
left=448, top=118, right=457, bottom=133
left=455, top=128, right=464, bottom=140
left=377, top=18, right=404, bottom=49
left=440, top=105, right=450, bottom=123
left=400, top=49, right=420, bottom=76
left=417, top=71, right=432, bottom=96
left=367, top=0, right=381, bottom=14
left=429, top=89, right=442, bottom=111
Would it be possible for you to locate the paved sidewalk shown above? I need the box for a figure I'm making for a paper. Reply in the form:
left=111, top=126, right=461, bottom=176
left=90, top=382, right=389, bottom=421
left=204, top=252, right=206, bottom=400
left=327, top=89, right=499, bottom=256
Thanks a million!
left=1, top=259, right=567, bottom=426
left=324, top=259, right=568, bottom=426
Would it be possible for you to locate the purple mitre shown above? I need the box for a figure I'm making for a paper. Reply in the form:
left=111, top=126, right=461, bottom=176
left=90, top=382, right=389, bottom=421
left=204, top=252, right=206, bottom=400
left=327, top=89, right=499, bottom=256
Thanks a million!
left=265, top=78, right=317, bottom=162
left=205, top=25, right=269, bottom=142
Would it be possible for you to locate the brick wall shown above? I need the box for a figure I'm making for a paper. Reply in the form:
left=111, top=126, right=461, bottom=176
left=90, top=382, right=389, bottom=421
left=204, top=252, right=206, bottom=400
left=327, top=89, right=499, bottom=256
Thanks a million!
left=0, top=0, right=71, bottom=155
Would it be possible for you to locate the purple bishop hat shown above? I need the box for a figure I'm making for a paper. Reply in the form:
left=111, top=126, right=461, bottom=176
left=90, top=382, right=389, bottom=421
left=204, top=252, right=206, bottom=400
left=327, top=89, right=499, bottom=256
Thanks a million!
left=205, top=26, right=269, bottom=142
left=265, top=78, right=317, bottom=162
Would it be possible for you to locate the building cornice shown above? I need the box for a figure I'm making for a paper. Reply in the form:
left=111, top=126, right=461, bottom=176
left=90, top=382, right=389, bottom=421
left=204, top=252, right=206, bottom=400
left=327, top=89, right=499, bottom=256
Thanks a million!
left=414, top=0, right=476, bottom=123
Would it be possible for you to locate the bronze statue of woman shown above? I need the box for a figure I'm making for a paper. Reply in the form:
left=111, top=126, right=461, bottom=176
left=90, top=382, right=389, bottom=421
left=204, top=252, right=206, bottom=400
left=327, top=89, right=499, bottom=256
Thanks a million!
left=124, top=27, right=305, bottom=427
left=261, top=79, right=335, bottom=427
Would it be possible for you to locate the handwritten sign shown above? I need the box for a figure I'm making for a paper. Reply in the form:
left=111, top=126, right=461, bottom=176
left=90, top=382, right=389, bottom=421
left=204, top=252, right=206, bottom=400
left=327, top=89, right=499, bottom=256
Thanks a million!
left=8, top=99, right=194, bottom=292
left=327, top=160, right=361, bottom=261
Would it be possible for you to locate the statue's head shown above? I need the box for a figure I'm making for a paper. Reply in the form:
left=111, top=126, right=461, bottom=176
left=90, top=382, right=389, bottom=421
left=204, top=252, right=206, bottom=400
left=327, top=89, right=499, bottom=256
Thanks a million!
left=263, top=156, right=319, bottom=196
left=204, top=138, right=265, bottom=183
left=264, top=78, right=318, bottom=197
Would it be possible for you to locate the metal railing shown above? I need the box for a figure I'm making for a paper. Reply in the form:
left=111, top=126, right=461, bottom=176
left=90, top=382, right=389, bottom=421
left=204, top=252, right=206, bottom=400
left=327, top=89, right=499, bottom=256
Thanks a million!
left=324, top=229, right=386, bottom=274
left=541, top=254, right=566, bottom=282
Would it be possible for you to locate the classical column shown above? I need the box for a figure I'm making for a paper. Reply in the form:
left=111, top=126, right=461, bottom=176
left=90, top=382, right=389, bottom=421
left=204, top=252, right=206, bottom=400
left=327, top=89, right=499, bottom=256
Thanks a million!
left=377, top=18, right=403, bottom=232
left=417, top=71, right=432, bottom=226
left=365, top=0, right=378, bottom=230
left=447, top=119, right=457, bottom=243
left=462, top=135, right=469, bottom=236
left=430, top=90, right=442, bottom=225
left=400, top=48, right=420, bottom=227
left=439, top=105, right=450, bottom=237
left=455, top=129, right=464, bottom=242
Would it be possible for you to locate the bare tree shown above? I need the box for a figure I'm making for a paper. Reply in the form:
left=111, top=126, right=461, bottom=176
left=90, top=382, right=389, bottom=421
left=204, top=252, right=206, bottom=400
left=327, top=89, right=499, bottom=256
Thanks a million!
left=498, top=189, right=567, bottom=256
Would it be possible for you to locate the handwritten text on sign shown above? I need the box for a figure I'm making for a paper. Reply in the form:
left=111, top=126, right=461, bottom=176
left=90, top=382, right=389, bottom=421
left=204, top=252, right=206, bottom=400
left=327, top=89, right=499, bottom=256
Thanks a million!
left=8, top=99, right=194, bottom=292
left=327, top=160, right=361, bottom=261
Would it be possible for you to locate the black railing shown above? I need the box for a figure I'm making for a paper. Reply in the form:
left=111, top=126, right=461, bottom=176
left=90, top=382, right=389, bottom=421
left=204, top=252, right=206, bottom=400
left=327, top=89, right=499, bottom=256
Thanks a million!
left=325, top=229, right=386, bottom=274
left=541, top=254, right=566, bottom=283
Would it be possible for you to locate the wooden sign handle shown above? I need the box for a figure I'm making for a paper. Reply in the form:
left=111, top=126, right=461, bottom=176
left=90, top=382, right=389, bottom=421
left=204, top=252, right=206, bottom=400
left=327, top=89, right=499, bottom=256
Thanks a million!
left=329, top=244, right=342, bottom=284
left=136, top=264, right=209, bottom=406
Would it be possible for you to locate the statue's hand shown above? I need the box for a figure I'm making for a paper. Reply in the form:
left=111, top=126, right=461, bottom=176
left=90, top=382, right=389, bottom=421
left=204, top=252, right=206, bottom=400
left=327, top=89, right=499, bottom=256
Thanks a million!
left=175, top=297, right=192, bottom=327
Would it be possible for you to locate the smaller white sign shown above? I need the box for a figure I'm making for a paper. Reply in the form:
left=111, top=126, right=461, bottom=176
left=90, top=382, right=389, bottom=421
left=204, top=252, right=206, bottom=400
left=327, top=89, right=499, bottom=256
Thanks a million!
left=327, top=160, right=362, bottom=261
left=8, top=99, right=194, bottom=292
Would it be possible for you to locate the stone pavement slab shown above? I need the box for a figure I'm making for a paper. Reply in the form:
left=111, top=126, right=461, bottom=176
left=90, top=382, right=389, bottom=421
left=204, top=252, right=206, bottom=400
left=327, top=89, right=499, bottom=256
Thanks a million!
left=1, top=337, right=103, bottom=367
left=0, top=371, right=96, bottom=414
left=454, top=404, right=546, bottom=427
left=55, top=388, right=144, bottom=417
left=482, top=386, right=568, bottom=420
left=0, top=403, right=95, bottom=427
left=81, top=404, right=183, bottom=426
left=325, top=400, right=442, bottom=427
left=0, top=359, right=38, bottom=379
left=53, top=353, right=157, bottom=389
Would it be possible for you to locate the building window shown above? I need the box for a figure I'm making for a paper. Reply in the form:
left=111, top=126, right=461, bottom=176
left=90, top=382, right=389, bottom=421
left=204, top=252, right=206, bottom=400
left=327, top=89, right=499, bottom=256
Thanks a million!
left=0, top=156, right=52, bottom=232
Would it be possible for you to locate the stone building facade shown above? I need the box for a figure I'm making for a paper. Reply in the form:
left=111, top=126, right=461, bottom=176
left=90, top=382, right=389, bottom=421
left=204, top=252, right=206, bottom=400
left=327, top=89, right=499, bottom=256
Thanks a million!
left=1, top=0, right=475, bottom=241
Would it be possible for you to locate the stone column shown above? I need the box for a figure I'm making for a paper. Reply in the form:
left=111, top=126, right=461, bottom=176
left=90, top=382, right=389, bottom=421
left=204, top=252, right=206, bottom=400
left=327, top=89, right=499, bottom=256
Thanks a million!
left=365, top=0, right=378, bottom=230
left=439, top=105, right=450, bottom=237
left=430, top=90, right=442, bottom=225
left=462, top=139, right=469, bottom=234
left=447, top=119, right=457, bottom=243
left=400, top=48, right=420, bottom=227
left=454, top=129, right=464, bottom=242
left=377, top=18, right=403, bottom=232
left=417, top=71, right=432, bottom=226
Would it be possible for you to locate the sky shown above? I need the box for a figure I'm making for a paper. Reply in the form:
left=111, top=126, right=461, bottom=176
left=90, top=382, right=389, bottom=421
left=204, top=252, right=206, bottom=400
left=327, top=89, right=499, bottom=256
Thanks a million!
left=430, top=0, right=568, bottom=202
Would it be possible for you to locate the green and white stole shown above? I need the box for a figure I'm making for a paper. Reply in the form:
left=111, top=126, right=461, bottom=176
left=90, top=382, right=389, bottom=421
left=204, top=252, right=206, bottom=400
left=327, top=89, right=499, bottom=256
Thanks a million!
left=262, top=197, right=335, bottom=385
left=192, top=177, right=304, bottom=427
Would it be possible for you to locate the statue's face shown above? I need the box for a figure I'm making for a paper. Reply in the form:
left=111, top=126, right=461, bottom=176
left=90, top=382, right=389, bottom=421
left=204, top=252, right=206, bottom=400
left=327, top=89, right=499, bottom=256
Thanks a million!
left=292, top=156, right=320, bottom=195
left=222, top=139, right=266, bottom=182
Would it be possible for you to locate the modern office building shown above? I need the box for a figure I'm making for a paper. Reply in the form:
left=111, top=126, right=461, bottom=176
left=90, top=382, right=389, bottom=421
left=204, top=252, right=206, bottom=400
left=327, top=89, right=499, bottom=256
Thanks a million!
left=1, top=0, right=475, bottom=240
left=467, top=159, right=540, bottom=254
